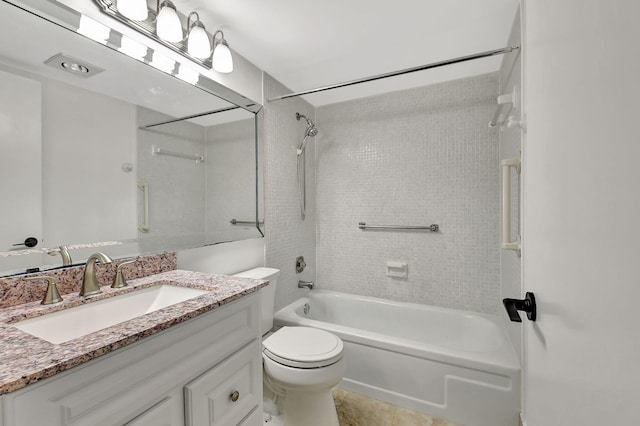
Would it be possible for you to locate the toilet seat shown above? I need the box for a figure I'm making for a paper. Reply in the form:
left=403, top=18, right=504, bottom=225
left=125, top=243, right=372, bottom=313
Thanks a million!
left=263, top=326, right=344, bottom=369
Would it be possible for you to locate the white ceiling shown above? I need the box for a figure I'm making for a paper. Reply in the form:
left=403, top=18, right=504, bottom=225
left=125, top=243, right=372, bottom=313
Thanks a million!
left=173, top=0, right=520, bottom=105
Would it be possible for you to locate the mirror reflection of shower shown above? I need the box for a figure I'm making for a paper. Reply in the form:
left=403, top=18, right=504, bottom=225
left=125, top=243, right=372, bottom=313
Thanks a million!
left=296, top=112, right=318, bottom=220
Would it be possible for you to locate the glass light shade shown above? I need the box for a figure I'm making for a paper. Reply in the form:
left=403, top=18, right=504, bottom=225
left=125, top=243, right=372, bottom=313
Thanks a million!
left=212, top=42, right=233, bottom=73
left=156, top=2, right=183, bottom=42
left=187, top=25, right=211, bottom=59
left=117, top=0, right=148, bottom=21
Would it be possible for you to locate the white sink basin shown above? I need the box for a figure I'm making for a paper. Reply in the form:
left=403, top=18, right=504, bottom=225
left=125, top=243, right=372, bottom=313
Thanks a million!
left=13, top=285, right=209, bottom=344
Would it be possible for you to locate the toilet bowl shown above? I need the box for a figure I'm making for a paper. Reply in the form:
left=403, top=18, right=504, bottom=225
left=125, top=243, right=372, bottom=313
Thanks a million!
left=233, top=268, right=345, bottom=426
left=263, top=326, right=346, bottom=426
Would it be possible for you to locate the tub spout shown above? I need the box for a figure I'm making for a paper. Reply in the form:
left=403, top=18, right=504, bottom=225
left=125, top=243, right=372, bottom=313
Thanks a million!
left=298, top=280, right=314, bottom=290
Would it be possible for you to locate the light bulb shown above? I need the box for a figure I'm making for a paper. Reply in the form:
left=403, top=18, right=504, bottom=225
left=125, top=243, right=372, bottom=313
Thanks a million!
left=156, top=1, right=183, bottom=42
left=187, top=23, right=211, bottom=59
left=117, top=0, right=148, bottom=21
left=212, top=36, right=233, bottom=73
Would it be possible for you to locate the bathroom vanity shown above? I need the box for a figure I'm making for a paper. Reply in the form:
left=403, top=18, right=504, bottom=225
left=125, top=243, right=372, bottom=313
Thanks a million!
left=0, top=271, right=266, bottom=426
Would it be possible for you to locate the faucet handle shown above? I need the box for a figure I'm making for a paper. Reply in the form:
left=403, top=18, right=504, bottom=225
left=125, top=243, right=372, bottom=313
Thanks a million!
left=24, top=276, right=63, bottom=305
left=112, top=260, right=136, bottom=288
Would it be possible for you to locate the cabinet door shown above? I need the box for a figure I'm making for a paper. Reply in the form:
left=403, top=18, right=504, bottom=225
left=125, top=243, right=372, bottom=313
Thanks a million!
left=124, top=396, right=182, bottom=426
left=185, top=340, right=261, bottom=426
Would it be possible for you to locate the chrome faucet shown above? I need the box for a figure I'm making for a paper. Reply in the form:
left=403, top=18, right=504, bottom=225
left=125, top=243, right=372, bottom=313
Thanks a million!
left=298, top=280, right=314, bottom=290
left=80, top=252, right=113, bottom=296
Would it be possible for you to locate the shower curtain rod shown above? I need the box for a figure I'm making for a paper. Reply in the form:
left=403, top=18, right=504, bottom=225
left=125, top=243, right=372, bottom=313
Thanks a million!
left=140, top=105, right=242, bottom=129
left=267, top=46, right=520, bottom=102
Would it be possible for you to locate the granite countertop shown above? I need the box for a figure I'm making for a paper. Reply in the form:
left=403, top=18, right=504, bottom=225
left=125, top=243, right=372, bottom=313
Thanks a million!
left=0, top=270, right=268, bottom=395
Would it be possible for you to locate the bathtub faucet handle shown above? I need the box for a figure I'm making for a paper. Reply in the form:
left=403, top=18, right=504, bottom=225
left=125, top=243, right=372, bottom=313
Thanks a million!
left=503, top=292, right=536, bottom=322
left=298, top=280, right=314, bottom=290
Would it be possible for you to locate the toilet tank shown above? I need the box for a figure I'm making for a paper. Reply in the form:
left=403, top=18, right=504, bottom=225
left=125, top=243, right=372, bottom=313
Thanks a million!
left=233, top=267, right=279, bottom=335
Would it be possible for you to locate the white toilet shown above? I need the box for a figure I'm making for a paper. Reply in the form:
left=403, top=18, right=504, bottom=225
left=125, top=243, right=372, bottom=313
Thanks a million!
left=234, top=267, right=345, bottom=426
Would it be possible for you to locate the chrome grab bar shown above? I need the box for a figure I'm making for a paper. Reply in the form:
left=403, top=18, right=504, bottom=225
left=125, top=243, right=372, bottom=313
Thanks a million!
left=358, top=222, right=439, bottom=232
left=230, top=219, right=264, bottom=225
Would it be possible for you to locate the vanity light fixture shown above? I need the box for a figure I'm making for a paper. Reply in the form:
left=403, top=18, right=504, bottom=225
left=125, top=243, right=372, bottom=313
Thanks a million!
left=117, top=0, right=147, bottom=21
left=94, top=0, right=234, bottom=73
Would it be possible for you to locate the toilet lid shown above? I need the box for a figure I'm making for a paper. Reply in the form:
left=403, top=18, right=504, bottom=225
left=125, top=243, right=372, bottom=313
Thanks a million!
left=263, top=326, right=344, bottom=368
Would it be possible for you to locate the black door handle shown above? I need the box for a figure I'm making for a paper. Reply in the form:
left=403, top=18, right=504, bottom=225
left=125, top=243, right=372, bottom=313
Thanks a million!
left=503, top=292, right=536, bottom=322
left=13, top=237, right=38, bottom=248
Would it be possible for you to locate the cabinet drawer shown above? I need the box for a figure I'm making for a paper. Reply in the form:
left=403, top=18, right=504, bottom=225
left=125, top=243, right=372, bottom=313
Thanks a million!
left=124, top=396, right=182, bottom=426
left=185, top=340, right=261, bottom=426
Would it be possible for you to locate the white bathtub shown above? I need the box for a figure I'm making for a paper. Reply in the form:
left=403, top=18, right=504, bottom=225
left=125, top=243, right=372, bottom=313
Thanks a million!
left=273, top=290, right=520, bottom=426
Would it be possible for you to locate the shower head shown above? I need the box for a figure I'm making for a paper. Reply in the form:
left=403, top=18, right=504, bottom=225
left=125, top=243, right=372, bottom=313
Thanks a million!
left=296, top=112, right=313, bottom=127
left=296, top=112, right=319, bottom=154
left=296, top=112, right=318, bottom=136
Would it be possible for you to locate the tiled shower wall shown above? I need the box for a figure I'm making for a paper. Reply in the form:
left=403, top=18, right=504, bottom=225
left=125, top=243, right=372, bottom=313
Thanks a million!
left=263, top=74, right=317, bottom=311
left=499, top=10, right=523, bottom=355
left=136, top=107, right=206, bottom=251
left=315, top=73, right=501, bottom=314
left=206, top=118, right=260, bottom=243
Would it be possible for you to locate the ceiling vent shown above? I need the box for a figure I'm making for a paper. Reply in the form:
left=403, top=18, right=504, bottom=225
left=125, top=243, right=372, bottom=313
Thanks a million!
left=44, top=53, right=105, bottom=78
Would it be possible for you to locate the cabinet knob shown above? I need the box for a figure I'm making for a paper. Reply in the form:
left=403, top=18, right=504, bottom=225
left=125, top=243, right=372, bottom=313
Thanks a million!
left=230, top=390, right=240, bottom=402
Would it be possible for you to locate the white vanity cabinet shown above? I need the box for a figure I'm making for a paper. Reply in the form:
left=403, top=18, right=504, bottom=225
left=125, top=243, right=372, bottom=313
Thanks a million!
left=0, top=293, right=262, bottom=426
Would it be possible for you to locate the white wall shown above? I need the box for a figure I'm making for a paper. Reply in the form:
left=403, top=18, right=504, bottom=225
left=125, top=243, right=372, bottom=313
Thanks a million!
left=315, top=74, right=501, bottom=314
left=522, top=0, right=640, bottom=424
left=499, top=10, right=523, bottom=357
left=0, top=69, right=41, bottom=253
left=42, top=80, right=137, bottom=246
left=263, top=74, right=317, bottom=311
left=177, top=238, right=265, bottom=275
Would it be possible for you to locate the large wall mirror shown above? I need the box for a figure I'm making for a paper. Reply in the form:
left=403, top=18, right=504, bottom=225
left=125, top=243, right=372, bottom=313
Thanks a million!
left=0, top=0, right=264, bottom=277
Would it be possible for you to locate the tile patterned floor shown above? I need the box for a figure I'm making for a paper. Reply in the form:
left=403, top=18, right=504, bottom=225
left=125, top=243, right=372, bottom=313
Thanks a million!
left=333, top=388, right=461, bottom=426
left=263, top=388, right=461, bottom=426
